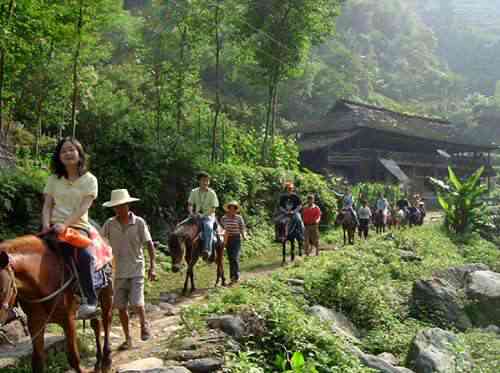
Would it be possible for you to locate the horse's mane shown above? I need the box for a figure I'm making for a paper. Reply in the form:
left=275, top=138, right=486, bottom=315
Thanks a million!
left=0, top=235, right=47, bottom=254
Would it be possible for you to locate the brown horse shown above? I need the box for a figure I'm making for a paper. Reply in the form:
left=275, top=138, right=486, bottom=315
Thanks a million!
left=336, top=209, right=357, bottom=245
left=168, top=216, right=225, bottom=295
left=374, top=209, right=388, bottom=234
left=0, top=235, right=113, bottom=373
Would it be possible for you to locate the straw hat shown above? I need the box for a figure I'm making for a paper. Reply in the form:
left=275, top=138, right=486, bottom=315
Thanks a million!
left=223, top=200, right=241, bottom=212
left=102, top=189, right=140, bottom=208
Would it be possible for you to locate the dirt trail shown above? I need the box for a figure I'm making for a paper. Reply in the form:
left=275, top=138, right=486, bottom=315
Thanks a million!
left=101, top=261, right=287, bottom=371
left=91, top=216, right=445, bottom=370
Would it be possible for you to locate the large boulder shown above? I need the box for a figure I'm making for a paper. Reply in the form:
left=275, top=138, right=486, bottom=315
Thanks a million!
left=434, top=264, right=489, bottom=289
left=465, top=270, right=500, bottom=327
left=308, top=305, right=360, bottom=342
left=406, top=328, right=473, bottom=373
left=410, top=278, right=471, bottom=331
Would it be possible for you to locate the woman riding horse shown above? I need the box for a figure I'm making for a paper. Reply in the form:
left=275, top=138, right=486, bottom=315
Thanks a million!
left=0, top=138, right=113, bottom=373
left=42, top=138, right=99, bottom=319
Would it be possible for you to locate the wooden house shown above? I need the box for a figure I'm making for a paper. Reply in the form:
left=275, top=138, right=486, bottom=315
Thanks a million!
left=298, top=100, right=497, bottom=192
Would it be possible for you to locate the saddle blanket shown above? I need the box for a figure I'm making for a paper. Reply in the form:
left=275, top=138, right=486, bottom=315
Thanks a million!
left=87, top=226, right=113, bottom=272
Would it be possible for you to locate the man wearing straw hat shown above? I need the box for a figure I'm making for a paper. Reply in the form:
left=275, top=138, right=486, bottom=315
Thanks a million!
left=221, top=200, right=248, bottom=284
left=102, top=189, right=156, bottom=350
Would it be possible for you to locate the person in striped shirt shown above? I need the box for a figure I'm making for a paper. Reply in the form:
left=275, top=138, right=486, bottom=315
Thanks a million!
left=221, top=201, right=248, bottom=284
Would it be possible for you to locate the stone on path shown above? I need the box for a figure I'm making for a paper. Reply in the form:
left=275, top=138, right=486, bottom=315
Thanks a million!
left=0, top=334, right=65, bottom=369
left=406, top=328, right=473, bottom=373
left=159, top=302, right=177, bottom=316
left=183, top=358, right=223, bottom=372
left=117, top=357, right=165, bottom=373
left=162, top=368, right=191, bottom=373
left=206, top=315, right=245, bottom=340
left=159, top=292, right=178, bottom=304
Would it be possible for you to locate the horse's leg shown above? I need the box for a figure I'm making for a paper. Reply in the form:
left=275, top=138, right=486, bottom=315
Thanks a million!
left=291, top=241, right=295, bottom=262
left=100, top=285, right=113, bottom=372
left=216, top=244, right=225, bottom=287
left=63, top=315, right=86, bottom=373
left=298, top=239, right=303, bottom=257
left=281, top=242, right=286, bottom=266
left=182, top=269, right=190, bottom=295
left=190, top=256, right=199, bottom=293
left=28, top=315, right=47, bottom=373
left=343, top=227, right=347, bottom=245
left=90, top=317, right=103, bottom=373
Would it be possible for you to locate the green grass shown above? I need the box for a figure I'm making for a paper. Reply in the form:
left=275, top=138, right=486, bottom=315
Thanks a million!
left=183, top=224, right=500, bottom=372
left=144, top=224, right=283, bottom=300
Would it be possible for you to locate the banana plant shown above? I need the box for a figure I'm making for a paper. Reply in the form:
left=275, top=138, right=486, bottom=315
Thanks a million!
left=429, top=166, right=488, bottom=234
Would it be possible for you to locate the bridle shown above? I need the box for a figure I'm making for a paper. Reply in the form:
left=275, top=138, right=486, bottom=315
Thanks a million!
left=0, top=259, right=75, bottom=344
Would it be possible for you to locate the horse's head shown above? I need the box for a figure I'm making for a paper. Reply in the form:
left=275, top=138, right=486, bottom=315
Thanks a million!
left=168, top=216, right=201, bottom=273
left=168, top=233, right=184, bottom=273
left=0, top=251, right=17, bottom=325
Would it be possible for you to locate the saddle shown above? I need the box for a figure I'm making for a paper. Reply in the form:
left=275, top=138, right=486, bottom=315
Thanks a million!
left=41, top=229, right=112, bottom=293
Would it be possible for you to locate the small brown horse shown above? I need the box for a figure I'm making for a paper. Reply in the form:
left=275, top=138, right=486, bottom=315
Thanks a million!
left=336, top=209, right=357, bottom=245
left=374, top=209, right=388, bottom=234
left=168, top=216, right=225, bottom=295
left=0, top=235, right=113, bottom=373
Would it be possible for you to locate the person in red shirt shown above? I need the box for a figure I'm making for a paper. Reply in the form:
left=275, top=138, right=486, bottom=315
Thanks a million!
left=302, top=194, right=322, bottom=256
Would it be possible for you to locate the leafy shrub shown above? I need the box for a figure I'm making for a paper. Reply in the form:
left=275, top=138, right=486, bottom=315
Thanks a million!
left=0, top=165, right=48, bottom=239
left=429, top=167, right=488, bottom=234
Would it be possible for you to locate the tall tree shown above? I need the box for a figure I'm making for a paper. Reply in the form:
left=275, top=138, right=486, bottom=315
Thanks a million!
left=241, top=0, right=344, bottom=163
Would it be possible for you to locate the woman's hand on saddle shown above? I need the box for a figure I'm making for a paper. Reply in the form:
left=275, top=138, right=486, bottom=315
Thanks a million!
left=52, top=223, right=68, bottom=234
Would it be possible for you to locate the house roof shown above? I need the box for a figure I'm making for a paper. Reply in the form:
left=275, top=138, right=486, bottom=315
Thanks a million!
left=299, top=130, right=360, bottom=151
left=300, top=100, right=498, bottom=150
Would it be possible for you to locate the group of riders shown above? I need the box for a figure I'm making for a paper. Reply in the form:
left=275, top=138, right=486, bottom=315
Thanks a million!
left=0, top=135, right=434, bottom=369
left=336, top=187, right=427, bottom=232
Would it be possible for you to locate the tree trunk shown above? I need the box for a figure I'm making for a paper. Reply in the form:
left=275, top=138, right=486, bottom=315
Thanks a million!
left=0, top=48, right=5, bottom=140
left=261, top=79, right=275, bottom=164
left=0, top=0, right=16, bottom=138
left=176, top=26, right=187, bottom=132
left=154, top=64, right=162, bottom=147
left=270, top=78, right=279, bottom=151
left=211, top=1, right=222, bottom=163
left=71, top=0, right=84, bottom=138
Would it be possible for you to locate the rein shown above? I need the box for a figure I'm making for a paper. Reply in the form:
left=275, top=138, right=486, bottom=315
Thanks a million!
left=1, top=257, right=74, bottom=345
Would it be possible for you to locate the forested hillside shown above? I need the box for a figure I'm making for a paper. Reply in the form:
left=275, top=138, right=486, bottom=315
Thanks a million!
left=1, top=0, right=499, bottom=238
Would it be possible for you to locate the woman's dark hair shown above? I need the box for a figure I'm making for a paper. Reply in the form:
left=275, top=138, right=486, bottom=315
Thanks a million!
left=51, top=137, right=88, bottom=178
